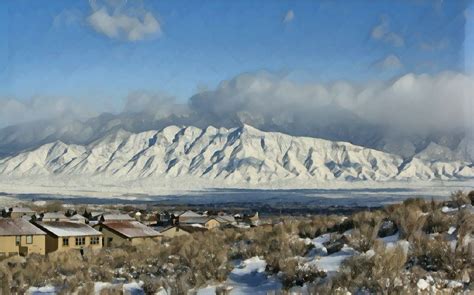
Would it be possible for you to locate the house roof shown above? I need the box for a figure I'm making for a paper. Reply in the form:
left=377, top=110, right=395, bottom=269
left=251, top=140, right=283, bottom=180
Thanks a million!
left=69, top=214, right=87, bottom=221
left=97, top=221, right=161, bottom=239
left=179, top=216, right=209, bottom=224
left=178, top=210, right=202, bottom=218
left=160, top=225, right=208, bottom=234
left=101, top=214, right=134, bottom=221
left=0, top=219, right=46, bottom=236
left=10, top=207, right=35, bottom=213
left=42, top=212, right=68, bottom=220
left=35, top=221, right=102, bottom=237
left=215, top=215, right=235, bottom=223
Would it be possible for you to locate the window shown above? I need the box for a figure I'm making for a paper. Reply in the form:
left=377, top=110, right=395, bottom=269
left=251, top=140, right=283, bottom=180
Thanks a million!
left=107, top=237, right=113, bottom=245
left=75, top=237, right=86, bottom=246
left=90, top=236, right=100, bottom=245
left=63, top=238, right=69, bottom=246
left=15, top=236, right=20, bottom=246
left=26, top=235, right=33, bottom=244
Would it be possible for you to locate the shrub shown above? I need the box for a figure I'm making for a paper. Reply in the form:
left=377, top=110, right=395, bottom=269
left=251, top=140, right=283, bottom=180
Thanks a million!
left=331, top=242, right=407, bottom=293
left=450, top=190, right=471, bottom=207
left=279, top=258, right=326, bottom=289
left=349, top=211, right=383, bottom=252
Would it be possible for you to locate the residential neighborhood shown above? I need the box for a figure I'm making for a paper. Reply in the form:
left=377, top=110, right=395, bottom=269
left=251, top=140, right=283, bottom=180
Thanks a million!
left=0, top=203, right=261, bottom=257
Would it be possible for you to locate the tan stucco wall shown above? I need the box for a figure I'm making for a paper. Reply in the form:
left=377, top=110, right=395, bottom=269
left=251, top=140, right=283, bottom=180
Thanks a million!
left=0, top=235, right=45, bottom=256
left=160, top=227, right=190, bottom=238
left=205, top=219, right=221, bottom=229
left=96, top=226, right=160, bottom=247
left=45, top=234, right=102, bottom=253
left=98, top=227, right=129, bottom=247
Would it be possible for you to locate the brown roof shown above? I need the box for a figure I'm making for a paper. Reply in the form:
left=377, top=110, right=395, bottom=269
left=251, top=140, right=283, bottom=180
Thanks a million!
left=97, top=221, right=161, bottom=239
left=0, top=218, right=46, bottom=236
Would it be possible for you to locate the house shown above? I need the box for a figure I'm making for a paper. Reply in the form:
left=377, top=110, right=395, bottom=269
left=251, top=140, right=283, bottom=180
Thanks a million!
left=4, top=207, right=36, bottom=219
left=39, top=212, right=69, bottom=222
left=177, top=210, right=203, bottom=224
left=159, top=225, right=207, bottom=238
left=0, top=218, right=46, bottom=256
left=157, top=211, right=172, bottom=225
left=99, top=213, right=134, bottom=223
left=94, top=221, right=161, bottom=247
left=34, top=221, right=102, bottom=253
left=178, top=214, right=235, bottom=229
left=69, top=214, right=88, bottom=224
left=244, top=212, right=260, bottom=226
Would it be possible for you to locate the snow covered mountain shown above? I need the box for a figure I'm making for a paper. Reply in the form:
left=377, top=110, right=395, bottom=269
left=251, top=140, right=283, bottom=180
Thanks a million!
left=0, top=125, right=472, bottom=186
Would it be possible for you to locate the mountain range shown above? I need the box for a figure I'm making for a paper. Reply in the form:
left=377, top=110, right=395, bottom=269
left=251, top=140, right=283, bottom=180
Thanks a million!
left=0, top=125, right=472, bottom=187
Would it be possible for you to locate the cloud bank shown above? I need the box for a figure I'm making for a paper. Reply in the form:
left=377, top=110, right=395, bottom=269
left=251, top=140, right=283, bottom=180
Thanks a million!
left=190, top=71, right=472, bottom=133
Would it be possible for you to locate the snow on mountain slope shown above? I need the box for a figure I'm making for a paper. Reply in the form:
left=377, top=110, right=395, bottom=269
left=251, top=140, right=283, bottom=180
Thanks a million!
left=0, top=125, right=472, bottom=185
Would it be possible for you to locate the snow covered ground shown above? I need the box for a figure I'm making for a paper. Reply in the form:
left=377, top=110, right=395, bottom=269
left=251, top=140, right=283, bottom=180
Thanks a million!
left=197, top=257, right=281, bottom=295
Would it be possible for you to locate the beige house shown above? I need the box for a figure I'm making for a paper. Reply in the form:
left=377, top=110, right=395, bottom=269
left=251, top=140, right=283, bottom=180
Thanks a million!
left=159, top=225, right=207, bottom=238
left=69, top=214, right=88, bottom=224
left=178, top=216, right=231, bottom=229
left=0, top=219, right=46, bottom=256
left=99, top=214, right=134, bottom=222
left=94, top=221, right=161, bottom=247
left=5, top=207, right=36, bottom=219
left=34, top=221, right=102, bottom=253
left=177, top=210, right=203, bottom=224
left=40, top=212, right=69, bottom=222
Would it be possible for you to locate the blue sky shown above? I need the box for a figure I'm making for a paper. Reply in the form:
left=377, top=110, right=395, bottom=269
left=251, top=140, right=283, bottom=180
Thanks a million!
left=0, top=0, right=471, bottom=110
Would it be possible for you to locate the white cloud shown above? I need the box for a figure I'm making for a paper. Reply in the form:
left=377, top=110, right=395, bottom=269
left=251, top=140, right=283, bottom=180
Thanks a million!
left=283, top=10, right=295, bottom=23
left=87, top=2, right=161, bottom=41
left=371, top=16, right=404, bottom=47
left=374, top=54, right=403, bottom=70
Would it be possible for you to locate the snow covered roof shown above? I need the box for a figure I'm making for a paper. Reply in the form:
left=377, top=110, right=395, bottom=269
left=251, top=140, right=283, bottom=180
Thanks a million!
left=215, top=215, right=235, bottom=223
left=69, top=214, right=87, bottom=221
left=90, top=212, right=104, bottom=218
left=100, top=213, right=134, bottom=221
left=35, top=221, right=102, bottom=237
left=179, top=216, right=209, bottom=224
left=178, top=210, right=202, bottom=218
left=10, top=207, right=35, bottom=213
left=97, top=221, right=161, bottom=239
left=42, top=212, right=68, bottom=220
left=0, top=219, right=46, bottom=236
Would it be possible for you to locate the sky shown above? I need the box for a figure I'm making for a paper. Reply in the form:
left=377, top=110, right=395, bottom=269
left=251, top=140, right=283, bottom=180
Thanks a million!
left=0, top=0, right=472, bottom=130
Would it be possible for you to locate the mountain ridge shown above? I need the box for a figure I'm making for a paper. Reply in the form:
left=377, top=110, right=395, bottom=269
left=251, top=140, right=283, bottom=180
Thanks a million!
left=0, top=125, right=473, bottom=187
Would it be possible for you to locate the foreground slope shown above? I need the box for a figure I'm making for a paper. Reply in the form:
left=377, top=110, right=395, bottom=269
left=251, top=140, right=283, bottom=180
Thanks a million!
left=0, top=125, right=472, bottom=190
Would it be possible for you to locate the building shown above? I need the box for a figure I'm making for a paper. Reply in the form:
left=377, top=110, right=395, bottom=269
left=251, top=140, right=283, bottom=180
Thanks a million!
left=177, top=210, right=203, bottom=224
left=3, top=207, right=36, bottom=219
left=99, top=213, right=135, bottom=223
left=39, top=212, right=69, bottom=222
left=159, top=225, right=207, bottom=238
left=178, top=215, right=235, bottom=229
left=0, top=219, right=46, bottom=256
left=94, top=221, right=161, bottom=247
left=69, top=214, right=88, bottom=224
left=34, top=221, right=102, bottom=253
